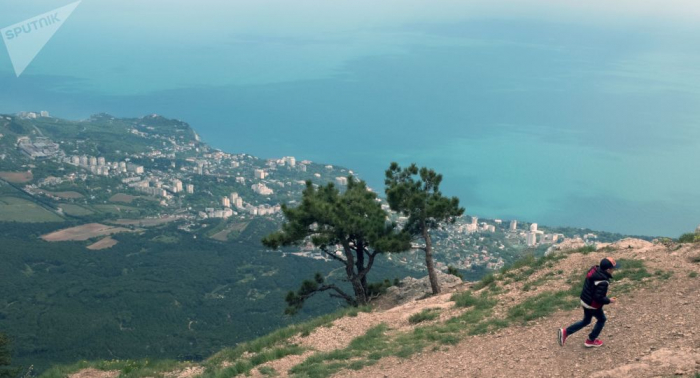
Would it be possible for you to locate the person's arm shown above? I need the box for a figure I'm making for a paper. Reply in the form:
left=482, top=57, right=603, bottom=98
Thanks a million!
left=594, top=281, right=611, bottom=305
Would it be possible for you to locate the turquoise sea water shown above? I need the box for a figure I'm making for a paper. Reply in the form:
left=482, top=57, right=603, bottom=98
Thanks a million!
left=1, top=1, right=700, bottom=236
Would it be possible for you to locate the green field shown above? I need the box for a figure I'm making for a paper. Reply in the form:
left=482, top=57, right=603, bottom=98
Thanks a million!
left=0, top=197, right=64, bottom=222
left=92, top=204, right=141, bottom=215
left=59, top=204, right=95, bottom=216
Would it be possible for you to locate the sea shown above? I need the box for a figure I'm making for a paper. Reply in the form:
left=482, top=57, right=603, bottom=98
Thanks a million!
left=1, top=0, right=700, bottom=237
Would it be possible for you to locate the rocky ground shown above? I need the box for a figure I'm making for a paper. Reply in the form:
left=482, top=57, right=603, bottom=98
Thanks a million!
left=335, top=240, right=700, bottom=378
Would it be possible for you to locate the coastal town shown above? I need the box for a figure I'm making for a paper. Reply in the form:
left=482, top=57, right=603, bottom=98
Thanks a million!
left=1, top=112, right=602, bottom=274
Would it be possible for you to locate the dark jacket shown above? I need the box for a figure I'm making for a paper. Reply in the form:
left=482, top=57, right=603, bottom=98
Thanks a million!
left=580, top=265, right=611, bottom=309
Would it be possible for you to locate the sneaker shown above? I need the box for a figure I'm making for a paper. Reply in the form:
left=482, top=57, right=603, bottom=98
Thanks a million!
left=584, top=339, right=603, bottom=348
left=558, top=328, right=567, bottom=346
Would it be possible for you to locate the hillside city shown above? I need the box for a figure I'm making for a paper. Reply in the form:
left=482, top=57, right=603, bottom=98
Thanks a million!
left=1, top=111, right=603, bottom=274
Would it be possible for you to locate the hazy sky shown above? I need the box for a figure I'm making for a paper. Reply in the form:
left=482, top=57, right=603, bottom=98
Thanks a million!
left=3, top=0, right=700, bottom=92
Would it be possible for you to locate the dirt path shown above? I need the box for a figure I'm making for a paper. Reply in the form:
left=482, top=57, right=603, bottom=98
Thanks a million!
left=335, top=244, right=700, bottom=378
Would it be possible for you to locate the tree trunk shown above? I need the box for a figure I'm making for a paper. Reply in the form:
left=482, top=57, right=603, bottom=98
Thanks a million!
left=351, top=277, right=367, bottom=305
left=423, top=227, right=441, bottom=294
left=356, top=241, right=368, bottom=293
left=343, top=242, right=367, bottom=306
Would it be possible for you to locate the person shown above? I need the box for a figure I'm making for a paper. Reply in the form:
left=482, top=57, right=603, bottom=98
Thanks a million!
left=558, top=257, right=618, bottom=348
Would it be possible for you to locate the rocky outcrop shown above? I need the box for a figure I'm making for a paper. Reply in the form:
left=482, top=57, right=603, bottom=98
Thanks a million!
left=545, top=237, right=587, bottom=256
left=610, top=237, right=654, bottom=250
left=381, top=271, right=463, bottom=307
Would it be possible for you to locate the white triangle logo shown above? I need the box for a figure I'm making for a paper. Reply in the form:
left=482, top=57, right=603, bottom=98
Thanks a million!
left=1, top=1, right=81, bottom=77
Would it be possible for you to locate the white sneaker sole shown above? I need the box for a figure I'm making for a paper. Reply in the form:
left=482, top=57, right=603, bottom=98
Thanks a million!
left=584, top=343, right=602, bottom=348
left=558, top=329, right=565, bottom=346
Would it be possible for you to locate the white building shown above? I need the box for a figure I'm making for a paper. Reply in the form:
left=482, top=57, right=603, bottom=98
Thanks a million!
left=89, top=156, right=97, bottom=166
left=127, top=163, right=144, bottom=174
left=335, top=177, right=348, bottom=186
left=172, top=179, right=183, bottom=193
left=230, top=192, right=239, bottom=202
left=71, top=155, right=80, bottom=165
left=234, top=197, right=243, bottom=208
left=186, top=184, right=194, bottom=194
left=526, top=232, right=537, bottom=247
left=251, top=183, right=273, bottom=196
left=510, top=220, right=517, bottom=231
left=79, top=155, right=88, bottom=166
left=97, top=157, right=106, bottom=166
left=236, top=176, right=245, bottom=184
left=254, top=169, right=267, bottom=179
left=530, top=223, right=538, bottom=232
left=222, top=197, right=231, bottom=207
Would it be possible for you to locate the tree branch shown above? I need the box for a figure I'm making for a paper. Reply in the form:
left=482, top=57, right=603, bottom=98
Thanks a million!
left=320, top=247, right=348, bottom=265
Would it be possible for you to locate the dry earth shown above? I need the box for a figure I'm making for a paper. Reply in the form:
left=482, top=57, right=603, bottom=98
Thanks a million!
left=41, top=223, right=136, bottom=242
left=0, top=170, right=33, bottom=183
left=334, top=242, right=700, bottom=378
left=86, top=236, right=118, bottom=250
left=111, top=216, right=178, bottom=227
left=37, top=189, right=84, bottom=199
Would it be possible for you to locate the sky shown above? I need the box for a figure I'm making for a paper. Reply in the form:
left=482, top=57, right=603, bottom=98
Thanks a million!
left=1, top=1, right=699, bottom=236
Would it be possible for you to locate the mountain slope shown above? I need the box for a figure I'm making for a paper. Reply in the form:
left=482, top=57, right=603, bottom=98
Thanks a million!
left=55, top=239, right=700, bottom=378
left=336, top=241, right=699, bottom=378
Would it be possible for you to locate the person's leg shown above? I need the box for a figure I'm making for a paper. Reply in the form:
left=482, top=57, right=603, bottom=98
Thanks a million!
left=588, top=308, right=607, bottom=341
left=565, top=309, right=593, bottom=335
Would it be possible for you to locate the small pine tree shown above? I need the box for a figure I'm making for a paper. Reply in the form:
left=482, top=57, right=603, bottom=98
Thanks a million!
left=385, top=163, right=464, bottom=294
left=263, top=178, right=411, bottom=314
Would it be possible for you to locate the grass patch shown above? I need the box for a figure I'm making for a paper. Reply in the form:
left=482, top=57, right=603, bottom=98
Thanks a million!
left=40, top=359, right=189, bottom=378
left=408, top=309, right=440, bottom=324
left=204, top=305, right=371, bottom=375
left=451, top=291, right=496, bottom=310
left=653, top=270, right=673, bottom=280
left=574, top=245, right=597, bottom=254
left=689, top=271, right=698, bottom=278
left=258, top=366, right=278, bottom=376
left=506, top=287, right=579, bottom=325
left=289, top=324, right=390, bottom=378
left=0, top=196, right=64, bottom=222
left=291, top=291, right=499, bottom=377
left=472, top=273, right=496, bottom=290
left=614, top=259, right=652, bottom=282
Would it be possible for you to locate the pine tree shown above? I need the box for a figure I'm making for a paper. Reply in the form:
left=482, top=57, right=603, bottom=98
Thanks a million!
left=263, top=178, right=410, bottom=314
left=385, top=163, right=464, bottom=294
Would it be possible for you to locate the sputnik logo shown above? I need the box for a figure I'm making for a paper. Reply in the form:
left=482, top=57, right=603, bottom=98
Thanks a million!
left=1, top=1, right=81, bottom=77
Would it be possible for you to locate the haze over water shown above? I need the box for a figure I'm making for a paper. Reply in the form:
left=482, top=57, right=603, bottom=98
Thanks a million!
left=2, top=0, right=700, bottom=236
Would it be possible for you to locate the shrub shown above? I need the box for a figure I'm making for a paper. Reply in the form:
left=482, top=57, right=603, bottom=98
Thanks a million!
left=447, top=266, right=464, bottom=280
left=575, top=245, right=597, bottom=254
left=678, top=233, right=700, bottom=243
left=472, top=273, right=496, bottom=290
left=450, top=291, right=496, bottom=310
left=367, top=279, right=397, bottom=297
left=408, top=309, right=440, bottom=324
left=688, top=272, right=697, bottom=278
